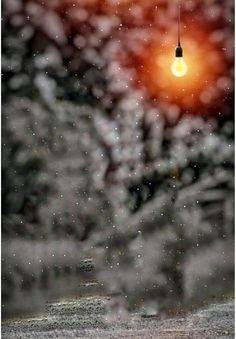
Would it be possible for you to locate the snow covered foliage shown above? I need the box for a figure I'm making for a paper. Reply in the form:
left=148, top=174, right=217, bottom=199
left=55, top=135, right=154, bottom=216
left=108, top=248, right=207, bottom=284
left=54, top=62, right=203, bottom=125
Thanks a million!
left=2, top=0, right=234, bottom=316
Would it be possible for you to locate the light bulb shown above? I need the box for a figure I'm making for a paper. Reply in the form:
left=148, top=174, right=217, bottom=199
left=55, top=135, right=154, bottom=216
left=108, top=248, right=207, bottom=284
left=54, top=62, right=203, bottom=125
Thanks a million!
left=171, top=57, right=187, bottom=77
left=171, top=45, right=187, bottom=77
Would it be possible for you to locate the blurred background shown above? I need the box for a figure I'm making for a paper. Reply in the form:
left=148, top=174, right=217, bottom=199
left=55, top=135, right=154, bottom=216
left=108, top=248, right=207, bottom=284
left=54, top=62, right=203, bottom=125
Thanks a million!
left=2, top=0, right=234, bottom=318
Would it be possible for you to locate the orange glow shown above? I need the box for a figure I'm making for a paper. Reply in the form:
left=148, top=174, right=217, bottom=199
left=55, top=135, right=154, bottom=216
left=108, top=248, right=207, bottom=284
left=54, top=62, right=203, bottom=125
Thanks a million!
left=134, top=27, right=227, bottom=112
left=50, top=0, right=233, bottom=117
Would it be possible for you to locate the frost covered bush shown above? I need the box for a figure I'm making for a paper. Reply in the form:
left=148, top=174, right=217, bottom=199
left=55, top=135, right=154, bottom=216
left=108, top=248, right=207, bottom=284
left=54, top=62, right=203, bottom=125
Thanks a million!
left=2, top=0, right=234, bottom=316
left=95, top=116, right=233, bottom=313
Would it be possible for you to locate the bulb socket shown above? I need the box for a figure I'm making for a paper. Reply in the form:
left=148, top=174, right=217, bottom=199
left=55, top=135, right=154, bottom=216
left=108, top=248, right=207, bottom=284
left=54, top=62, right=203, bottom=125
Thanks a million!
left=175, top=45, right=183, bottom=57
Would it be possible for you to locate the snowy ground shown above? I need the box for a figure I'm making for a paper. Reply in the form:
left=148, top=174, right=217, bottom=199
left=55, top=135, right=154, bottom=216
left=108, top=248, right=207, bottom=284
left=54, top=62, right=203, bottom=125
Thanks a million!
left=2, top=297, right=234, bottom=339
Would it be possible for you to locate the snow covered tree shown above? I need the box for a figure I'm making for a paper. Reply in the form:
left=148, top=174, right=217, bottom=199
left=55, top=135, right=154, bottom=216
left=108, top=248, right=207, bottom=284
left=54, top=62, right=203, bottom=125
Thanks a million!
left=2, top=0, right=234, bottom=316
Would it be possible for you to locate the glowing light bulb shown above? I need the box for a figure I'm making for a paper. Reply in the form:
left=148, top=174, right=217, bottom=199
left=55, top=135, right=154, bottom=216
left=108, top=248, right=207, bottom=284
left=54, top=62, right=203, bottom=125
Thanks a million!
left=171, top=56, right=187, bottom=77
left=171, top=45, right=187, bottom=77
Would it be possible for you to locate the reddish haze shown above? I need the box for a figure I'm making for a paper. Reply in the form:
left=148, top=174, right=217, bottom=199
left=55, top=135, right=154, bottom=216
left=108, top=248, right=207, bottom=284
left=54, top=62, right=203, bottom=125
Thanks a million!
left=31, top=0, right=235, bottom=117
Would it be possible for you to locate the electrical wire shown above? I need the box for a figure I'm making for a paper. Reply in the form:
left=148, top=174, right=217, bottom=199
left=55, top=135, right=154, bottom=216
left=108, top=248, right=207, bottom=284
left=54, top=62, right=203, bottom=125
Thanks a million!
left=178, top=0, right=181, bottom=46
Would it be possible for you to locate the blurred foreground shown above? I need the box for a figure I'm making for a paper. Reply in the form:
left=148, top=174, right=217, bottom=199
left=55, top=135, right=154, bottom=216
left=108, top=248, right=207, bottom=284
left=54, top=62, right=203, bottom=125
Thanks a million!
left=2, top=0, right=234, bottom=318
left=2, top=297, right=234, bottom=338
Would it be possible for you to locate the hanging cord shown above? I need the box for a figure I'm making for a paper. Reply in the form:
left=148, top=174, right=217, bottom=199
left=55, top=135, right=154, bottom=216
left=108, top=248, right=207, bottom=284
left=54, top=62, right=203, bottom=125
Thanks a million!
left=178, top=0, right=181, bottom=46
